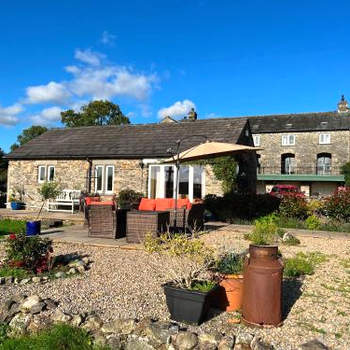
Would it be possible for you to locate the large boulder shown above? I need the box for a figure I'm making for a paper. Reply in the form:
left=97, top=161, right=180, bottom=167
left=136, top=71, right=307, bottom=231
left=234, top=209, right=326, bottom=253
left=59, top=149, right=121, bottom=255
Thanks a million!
left=172, top=331, right=199, bottom=350
left=20, top=295, right=45, bottom=314
left=298, top=339, right=330, bottom=350
left=9, top=313, right=32, bottom=335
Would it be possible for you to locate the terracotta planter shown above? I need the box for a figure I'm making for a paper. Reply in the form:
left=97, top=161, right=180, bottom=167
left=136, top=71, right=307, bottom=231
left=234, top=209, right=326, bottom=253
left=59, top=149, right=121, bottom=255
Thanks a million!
left=212, top=274, right=244, bottom=312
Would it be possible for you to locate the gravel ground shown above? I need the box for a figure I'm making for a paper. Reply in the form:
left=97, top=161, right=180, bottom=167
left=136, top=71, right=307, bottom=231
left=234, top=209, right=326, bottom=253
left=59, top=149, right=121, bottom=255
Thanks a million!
left=0, top=227, right=349, bottom=349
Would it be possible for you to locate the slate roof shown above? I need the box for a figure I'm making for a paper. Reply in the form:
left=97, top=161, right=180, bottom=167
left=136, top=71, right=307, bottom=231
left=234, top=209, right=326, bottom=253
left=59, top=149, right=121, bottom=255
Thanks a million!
left=246, top=111, right=350, bottom=133
left=6, top=118, right=249, bottom=160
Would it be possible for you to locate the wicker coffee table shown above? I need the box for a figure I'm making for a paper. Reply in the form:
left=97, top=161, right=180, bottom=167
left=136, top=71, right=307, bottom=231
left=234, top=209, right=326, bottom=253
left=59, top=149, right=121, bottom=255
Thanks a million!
left=126, top=211, right=170, bottom=243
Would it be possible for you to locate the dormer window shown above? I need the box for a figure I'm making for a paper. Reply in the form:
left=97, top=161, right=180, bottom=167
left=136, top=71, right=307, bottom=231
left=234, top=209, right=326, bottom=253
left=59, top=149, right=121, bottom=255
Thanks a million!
left=282, top=134, right=295, bottom=146
left=319, top=133, right=331, bottom=144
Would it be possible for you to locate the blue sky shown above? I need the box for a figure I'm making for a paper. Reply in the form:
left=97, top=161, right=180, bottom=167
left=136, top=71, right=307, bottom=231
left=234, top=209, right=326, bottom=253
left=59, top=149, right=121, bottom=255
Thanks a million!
left=1, top=0, right=350, bottom=152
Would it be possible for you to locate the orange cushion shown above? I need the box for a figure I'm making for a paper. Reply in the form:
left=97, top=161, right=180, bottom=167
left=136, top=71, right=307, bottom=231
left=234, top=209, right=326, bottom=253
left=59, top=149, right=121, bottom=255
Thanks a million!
left=85, top=197, right=100, bottom=205
left=155, top=198, right=173, bottom=211
left=177, top=198, right=192, bottom=210
left=138, top=198, right=156, bottom=211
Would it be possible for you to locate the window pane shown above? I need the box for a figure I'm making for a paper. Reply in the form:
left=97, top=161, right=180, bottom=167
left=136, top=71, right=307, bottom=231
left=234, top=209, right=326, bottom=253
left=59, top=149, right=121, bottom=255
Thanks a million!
left=96, top=167, right=103, bottom=192
left=150, top=166, right=161, bottom=198
left=178, top=166, right=189, bottom=198
left=164, top=166, right=174, bottom=198
left=39, top=166, right=46, bottom=182
left=106, top=166, right=114, bottom=192
left=48, top=167, right=55, bottom=181
left=193, top=166, right=203, bottom=199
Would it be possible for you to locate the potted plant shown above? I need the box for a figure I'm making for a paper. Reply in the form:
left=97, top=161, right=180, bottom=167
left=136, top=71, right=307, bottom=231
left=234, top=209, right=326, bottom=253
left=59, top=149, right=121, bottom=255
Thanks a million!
left=144, top=233, right=217, bottom=325
left=26, top=182, right=61, bottom=236
left=118, top=189, right=144, bottom=209
left=212, top=252, right=245, bottom=312
left=9, top=187, right=25, bottom=210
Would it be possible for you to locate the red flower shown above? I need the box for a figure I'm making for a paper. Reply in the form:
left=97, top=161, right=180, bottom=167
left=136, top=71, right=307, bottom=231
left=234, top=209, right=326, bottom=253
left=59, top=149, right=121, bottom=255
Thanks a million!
left=9, top=234, right=16, bottom=240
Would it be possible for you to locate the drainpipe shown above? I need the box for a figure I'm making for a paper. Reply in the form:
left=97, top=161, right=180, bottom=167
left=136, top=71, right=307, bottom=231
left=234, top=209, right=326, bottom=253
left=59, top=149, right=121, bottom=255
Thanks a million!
left=87, top=158, right=93, bottom=193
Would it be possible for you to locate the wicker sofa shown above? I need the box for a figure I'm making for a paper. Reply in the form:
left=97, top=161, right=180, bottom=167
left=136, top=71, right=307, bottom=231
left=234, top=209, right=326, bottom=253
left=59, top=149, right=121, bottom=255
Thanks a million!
left=137, top=198, right=204, bottom=232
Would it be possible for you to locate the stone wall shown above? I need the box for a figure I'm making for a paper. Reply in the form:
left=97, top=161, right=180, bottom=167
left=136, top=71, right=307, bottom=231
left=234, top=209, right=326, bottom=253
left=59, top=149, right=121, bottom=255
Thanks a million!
left=255, top=130, right=350, bottom=173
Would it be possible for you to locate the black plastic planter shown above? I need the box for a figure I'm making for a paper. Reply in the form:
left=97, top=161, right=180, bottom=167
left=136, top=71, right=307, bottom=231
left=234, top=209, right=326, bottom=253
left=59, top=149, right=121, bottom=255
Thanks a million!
left=163, top=283, right=217, bottom=325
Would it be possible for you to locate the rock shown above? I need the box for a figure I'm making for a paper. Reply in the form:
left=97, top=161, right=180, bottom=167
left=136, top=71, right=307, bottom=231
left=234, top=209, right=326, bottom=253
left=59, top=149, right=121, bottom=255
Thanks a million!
left=199, top=332, right=221, bottom=350
left=5, top=276, right=13, bottom=284
left=251, top=336, right=273, bottom=350
left=55, top=271, right=66, bottom=278
left=42, top=276, right=49, bottom=281
left=218, top=336, right=235, bottom=350
left=235, top=345, right=251, bottom=350
left=14, top=278, right=19, bottom=284
left=71, top=314, right=83, bottom=327
left=51, top=309, right=72, bottom=323
left=0, top=300, right=20, bottom=323
left=9, top=313, right=32, bottom=335
left=94, top=333, right=108, bottom=347
left=125, top=335, right=156, bottom=350
left=112, top=318, right=137, bottom=335
left=27, top=315, right=52, bottom=333
left=20, top=278, right=31, bottom=285
left=69, top=260, right=85, bottom=269
left=43, top=298, right=58, bottom=310
left=32, top=276, right=41, bottom=283
left=67, top=268, right=77, bottom=275
left=106, top=334, right=124, bottom=349
left=81, top=315, right=103, bottom=332
left=82, top=257, right=90, bottom=265
left=298, top=339, right=330, bottom=350
left=0, top=277, right=5, bottom=284
left=236, top=332, right=254, bottom=346
left=146, top=320, right=180, bottom=344
left=20, top=295, right=43, bottom=314
left=173, top=331, right=198, bottom=350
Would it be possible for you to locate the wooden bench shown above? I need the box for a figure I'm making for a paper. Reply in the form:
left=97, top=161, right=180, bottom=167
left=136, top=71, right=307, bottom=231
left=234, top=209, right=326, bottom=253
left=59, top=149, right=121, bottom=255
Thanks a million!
left=47, top=190, right=81, bottom=214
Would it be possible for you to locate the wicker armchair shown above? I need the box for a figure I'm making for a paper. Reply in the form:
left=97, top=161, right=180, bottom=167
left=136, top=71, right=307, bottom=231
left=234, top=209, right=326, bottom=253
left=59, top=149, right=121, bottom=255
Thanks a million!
left=169, top=204, right=204, bottom=232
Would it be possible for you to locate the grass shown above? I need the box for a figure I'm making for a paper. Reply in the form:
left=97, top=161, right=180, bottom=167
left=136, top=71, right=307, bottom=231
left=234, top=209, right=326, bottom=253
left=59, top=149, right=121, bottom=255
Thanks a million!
left=0, top=266, right=29, bottom=279
left=284, top=251, right=328, bottom=278
left=0, top=219, right=26, bottom=236
left=0, top=324, right=109, bottom=350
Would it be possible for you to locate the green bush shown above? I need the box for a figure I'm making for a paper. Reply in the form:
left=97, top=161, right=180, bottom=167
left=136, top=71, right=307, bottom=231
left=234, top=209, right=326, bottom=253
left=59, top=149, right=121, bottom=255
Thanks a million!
left=279, top=194, right=308, bottom=219
left=0, top=266, right=29, bottom=278
left=118, top=189, right=144, bottom=208
left=5, top=233, right=52, bottom=273
left=0, top=219, right=26, bottom=235
left=216, top=252, right=244, bottom=275
left=284, top=251, right=327, bottom=277
left=322, top=188, right=350, bottom=222
left=0, top=324, right=108, bottom=350
left=245, top=217, right=282, bottom=245
left=305, top=215, right=321, bottom=230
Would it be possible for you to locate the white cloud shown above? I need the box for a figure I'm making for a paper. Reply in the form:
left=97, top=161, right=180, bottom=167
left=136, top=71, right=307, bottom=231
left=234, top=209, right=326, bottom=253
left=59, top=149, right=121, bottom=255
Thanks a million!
left=30, top=106, right=62, bottom=125
left=101, top=30, right=116, bottom=45
left=67, top=65, right=158, bottom=101
left=25, top=81, right=71, bottom=104
left=0, top=104, right=23, bottom=126
left=157, top=100, right=196, bottom=119
left=74, top=49, right=104, bottom=66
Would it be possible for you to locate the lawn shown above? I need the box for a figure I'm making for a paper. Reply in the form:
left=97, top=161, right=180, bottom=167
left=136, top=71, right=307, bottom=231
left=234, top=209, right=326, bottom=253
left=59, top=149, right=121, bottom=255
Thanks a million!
left=0, top=219, right=26, bottom=236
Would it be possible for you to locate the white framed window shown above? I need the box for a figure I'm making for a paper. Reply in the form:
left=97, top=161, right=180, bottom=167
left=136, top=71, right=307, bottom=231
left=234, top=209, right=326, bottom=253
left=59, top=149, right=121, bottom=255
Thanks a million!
left=253, top=135, right=261, bottom=147
left=38, top=166, right=46, bottom=183
left=105, top=165, right=115, bottom=194
left=48, top=166, right=55, bottom=182
left=282, top=134, right=295, bottom=146
left=148, top=164, right=205, bottom=202
left=95, top=165, right=114, bottom=194
left=319, top=133, right=331, bottom=144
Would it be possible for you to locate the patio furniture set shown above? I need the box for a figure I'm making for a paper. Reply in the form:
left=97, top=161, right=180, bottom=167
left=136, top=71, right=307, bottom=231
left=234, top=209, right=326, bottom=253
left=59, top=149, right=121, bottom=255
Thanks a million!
left=84, top=197, right=204, bottom=243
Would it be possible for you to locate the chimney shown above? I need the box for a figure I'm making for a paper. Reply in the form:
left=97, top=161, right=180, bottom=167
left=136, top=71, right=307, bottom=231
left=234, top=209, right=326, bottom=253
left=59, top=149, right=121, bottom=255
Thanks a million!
left=187, top=108, right=198, bottom=121
left=337, top=95, right=349, bottom=113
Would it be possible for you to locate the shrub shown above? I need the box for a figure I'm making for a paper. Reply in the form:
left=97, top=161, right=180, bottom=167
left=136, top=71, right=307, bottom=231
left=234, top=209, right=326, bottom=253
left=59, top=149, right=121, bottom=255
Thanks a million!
left=144, top=233, right=215, bottom=290
left=341, top=162, right=350, bottom=186
left=245, top=217, right=282, bottom=245
left=118, top=189, right=144, bottom=208
left=216, top=252, right=244, bottom=275
left=305, top=215, right=321, bottom=230
left=204, top=193, right=280, bottom=222
left=5, top=233, right=53, bottom=273
left=322, top=188, right=350, bottom=222
left=0, top=266, right=29, bottom=278
left=37, top=182, right=61, bottom=219
left=279, top=194, right=308, bottom=219
left=284, top=251, right=327, bottom=277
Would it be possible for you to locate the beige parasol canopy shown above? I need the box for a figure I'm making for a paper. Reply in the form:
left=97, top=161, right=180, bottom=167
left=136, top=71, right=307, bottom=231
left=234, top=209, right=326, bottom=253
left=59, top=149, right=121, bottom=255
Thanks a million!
left=163, top=141, right=262, bottom=163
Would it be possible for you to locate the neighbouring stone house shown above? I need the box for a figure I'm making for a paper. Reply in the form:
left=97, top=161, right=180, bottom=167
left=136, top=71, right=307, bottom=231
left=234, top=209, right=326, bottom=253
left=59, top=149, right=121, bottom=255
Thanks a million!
left=5, top=118, right=257, bottom=208
left=248, top=96, right=350, bottom=196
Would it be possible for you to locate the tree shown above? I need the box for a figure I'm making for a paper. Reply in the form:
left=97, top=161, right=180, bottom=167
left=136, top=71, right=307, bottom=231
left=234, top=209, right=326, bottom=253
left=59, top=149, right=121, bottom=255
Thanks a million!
left=11, top=125, right=48, bottom=151
left=61, top=100, right=130, bottom=128
left=341, top=162, right=350, bottom=186
left=0, top=148, right=8, bottom=192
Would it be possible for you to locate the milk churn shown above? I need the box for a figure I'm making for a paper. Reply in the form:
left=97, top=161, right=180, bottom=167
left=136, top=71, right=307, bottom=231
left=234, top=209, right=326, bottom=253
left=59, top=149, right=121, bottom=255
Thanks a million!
left=242, top=244, right=283, bottom=327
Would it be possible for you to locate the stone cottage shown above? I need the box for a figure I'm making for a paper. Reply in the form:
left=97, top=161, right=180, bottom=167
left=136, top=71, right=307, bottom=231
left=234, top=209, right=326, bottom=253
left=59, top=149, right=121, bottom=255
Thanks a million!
left=5, top=118, right=257, bottom=208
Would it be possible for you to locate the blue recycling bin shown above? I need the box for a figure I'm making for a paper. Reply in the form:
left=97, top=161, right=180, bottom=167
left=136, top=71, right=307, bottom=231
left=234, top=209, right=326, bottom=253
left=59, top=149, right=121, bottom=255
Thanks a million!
left=26, top=221, right=41, bottom=236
